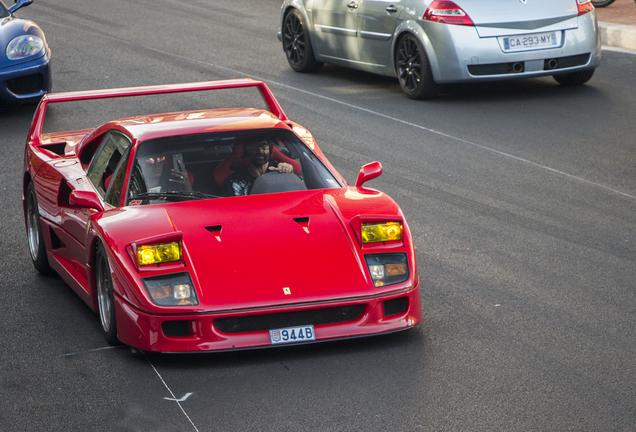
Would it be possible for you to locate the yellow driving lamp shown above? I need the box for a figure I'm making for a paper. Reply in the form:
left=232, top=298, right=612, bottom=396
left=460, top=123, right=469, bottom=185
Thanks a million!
left=137, top=242, right=182, bottom=266
left=361, top=222, right=403, bottom=244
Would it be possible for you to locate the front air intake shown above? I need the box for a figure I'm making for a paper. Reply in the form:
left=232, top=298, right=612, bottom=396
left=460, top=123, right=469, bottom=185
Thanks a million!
left=215, top=305, right=365, bottom=334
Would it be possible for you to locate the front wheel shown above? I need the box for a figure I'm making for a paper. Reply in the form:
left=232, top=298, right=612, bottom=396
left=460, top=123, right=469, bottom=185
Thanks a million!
left=591, top=0, right=616, bottom=7
left=25, top=182, right=53, bottom=274
left=553, top=69, right=595, bottom=86
left=395, top=34, right=439, bottom=100
left=95, top=243, right=120, bottom=345
left=282, top=9, right=323, bottom=73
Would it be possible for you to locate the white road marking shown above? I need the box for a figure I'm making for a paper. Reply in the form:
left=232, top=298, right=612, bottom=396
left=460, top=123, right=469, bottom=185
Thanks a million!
left=59, top=347, right=199, bottom=430
left=147, top=357, right=200, bottom=432
left=165, top=392, right=193, bottom=402
left=60, top=346, right=116, bottom=357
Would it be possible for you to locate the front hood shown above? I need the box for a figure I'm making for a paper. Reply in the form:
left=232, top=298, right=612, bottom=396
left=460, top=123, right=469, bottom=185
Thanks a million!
left=97, top=188, right=406, bottom=312
left=0, top=17, right=47, bottom=67
left=454, top=0, right=580, bottom=37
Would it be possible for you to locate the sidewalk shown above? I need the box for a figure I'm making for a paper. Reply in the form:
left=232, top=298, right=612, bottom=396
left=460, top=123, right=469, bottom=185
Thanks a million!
left=595, top=0, right=636, bottom=50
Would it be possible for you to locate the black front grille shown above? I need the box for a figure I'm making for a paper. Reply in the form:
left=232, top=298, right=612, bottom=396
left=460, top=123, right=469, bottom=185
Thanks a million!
left=6, top=74, right=44, bottom=95
left=215, top=305, right=365, bottom=334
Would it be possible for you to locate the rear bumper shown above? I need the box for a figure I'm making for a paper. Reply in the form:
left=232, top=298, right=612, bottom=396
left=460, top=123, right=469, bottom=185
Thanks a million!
left=0, top=49, right=51, bottom=104
left=114, top=283, right=422, bottom=352
left=424, top=13, right=601, bottom=83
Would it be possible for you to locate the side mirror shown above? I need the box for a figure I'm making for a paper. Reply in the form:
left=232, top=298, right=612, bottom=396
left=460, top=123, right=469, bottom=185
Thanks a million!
left=355, top=161, right=383, bottom=188
left=9, top=0, right=33, bottom=14
left=69, top=190, right=104, bottom=212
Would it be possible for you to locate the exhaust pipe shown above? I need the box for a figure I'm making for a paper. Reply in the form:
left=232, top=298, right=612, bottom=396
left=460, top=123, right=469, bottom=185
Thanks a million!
left=511, top=62, right=524, bottom=73
left=546, top=59, right=559, bottom=70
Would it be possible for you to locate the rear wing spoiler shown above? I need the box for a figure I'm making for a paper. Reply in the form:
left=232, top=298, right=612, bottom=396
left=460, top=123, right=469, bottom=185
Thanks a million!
left=28, top=78, right=288, bottom=143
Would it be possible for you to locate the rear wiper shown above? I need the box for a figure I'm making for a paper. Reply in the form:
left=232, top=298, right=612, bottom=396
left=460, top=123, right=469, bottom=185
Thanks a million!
left=134, top=191, right=221, bottom=201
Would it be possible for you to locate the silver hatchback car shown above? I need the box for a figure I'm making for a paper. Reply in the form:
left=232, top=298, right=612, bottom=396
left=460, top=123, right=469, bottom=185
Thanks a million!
left=278, top=0, right=601, bottom=99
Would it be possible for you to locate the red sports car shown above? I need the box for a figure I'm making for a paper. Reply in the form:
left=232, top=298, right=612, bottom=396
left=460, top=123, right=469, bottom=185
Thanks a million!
left=23, top=79, right=421, bottom=353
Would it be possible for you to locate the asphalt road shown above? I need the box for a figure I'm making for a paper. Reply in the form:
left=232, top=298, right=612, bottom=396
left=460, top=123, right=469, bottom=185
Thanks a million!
left=1, top=1, right=635, bottom=431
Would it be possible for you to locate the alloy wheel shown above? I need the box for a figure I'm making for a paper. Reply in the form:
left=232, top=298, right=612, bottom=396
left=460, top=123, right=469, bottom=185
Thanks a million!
left=397, top=36, right=422, bottom=94
left=96, top=250, right=113, bottom=333
left=283, top=13, right=306, bottom=68
left=26, top=190, right=40, bottom=262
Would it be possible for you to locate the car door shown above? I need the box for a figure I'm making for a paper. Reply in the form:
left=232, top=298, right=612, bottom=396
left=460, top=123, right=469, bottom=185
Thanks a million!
left=310, top=0, right=360, bottom=61
left=60, top=131, right=131, bottom=266
left=357, top=0, right=403, bottom=66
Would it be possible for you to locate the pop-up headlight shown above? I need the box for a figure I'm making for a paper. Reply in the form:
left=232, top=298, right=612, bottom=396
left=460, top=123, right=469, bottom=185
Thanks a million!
left=142, top=272, right=198, bottom=306
left=361, top=222, right=403, bottom=244
left=365, top=253, right=409, bottom=287
left=137, top=242, right=181, bottom=266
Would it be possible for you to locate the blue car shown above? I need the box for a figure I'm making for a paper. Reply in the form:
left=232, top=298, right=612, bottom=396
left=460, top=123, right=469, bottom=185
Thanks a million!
left=0, top=0, right=51, bottom=104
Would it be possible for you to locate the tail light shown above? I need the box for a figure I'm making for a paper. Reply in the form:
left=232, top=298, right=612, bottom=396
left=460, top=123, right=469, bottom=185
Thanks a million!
left=577, top=0, right=594, bottom=15
left=423, top=1, right=474, bottom=26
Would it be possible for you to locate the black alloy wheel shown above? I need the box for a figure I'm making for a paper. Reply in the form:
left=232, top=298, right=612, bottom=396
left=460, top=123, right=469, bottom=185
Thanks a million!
left=282, top=9, right=322, bottom=73
left=396, top=34, right=438, bottom=100
left=95, top=243, right=120, bottom=345
left=26, top=181, right=53, bottom=274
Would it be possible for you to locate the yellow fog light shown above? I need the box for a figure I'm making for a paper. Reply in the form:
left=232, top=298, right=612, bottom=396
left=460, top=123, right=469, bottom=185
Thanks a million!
left=361, top=222, right=403, bottom=244
left=137, top=242, right=181, bottom=266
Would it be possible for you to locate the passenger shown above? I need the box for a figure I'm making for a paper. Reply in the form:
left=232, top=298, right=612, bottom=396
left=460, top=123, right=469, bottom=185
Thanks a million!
left=221, top=138, right=293, bottom=196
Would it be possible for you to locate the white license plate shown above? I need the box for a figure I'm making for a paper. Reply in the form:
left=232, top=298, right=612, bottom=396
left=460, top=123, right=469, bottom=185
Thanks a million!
left=269, top=325, right=315, bottom=345
left=500, top=31, right=560, bottom=52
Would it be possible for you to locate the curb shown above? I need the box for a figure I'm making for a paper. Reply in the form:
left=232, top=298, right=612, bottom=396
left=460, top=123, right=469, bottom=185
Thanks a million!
left=599, top=21, right=636, bottom=50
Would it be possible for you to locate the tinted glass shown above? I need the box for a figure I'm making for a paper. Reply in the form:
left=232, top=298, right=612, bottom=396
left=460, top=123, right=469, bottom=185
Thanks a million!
left=86, top=131, right=132, bottom=198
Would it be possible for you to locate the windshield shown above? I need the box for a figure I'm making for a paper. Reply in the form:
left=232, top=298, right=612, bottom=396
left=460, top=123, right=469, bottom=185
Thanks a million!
left=127, top=129, right=340, bottom=205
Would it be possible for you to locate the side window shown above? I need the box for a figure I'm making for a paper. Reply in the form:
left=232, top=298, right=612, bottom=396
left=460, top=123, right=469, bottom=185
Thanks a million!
left=104, top=147, right=131, bottom=207
left=86, top=131, right=132, bottom=198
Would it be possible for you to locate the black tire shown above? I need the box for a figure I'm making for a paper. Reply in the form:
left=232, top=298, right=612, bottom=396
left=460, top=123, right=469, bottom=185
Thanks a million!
left=282, top=9, right=323, bottom=73
left=395, top=34, right=439, bottom=100
left=25, top=182, right=54, bottom=274
left=95, top=243, right=120, bottom=345
left=553, top=69, right=595, bottom=86
left=591, top=0, right=616, bottom=7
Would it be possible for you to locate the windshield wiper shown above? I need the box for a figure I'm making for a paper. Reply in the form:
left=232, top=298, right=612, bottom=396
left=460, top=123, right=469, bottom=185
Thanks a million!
left=133, top=191, right=220, bottom=202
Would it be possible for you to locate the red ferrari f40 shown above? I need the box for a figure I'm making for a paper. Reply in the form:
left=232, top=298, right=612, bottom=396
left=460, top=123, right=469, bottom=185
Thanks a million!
left=23, top=79, right=421, bottom=353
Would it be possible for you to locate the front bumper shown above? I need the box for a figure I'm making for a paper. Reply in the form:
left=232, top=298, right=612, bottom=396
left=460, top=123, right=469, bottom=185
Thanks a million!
left=114, top=283, right=422, bottom=353
left=423, top=13, right=601, bottom=83
left=0, top=49, right=51, bottom=104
